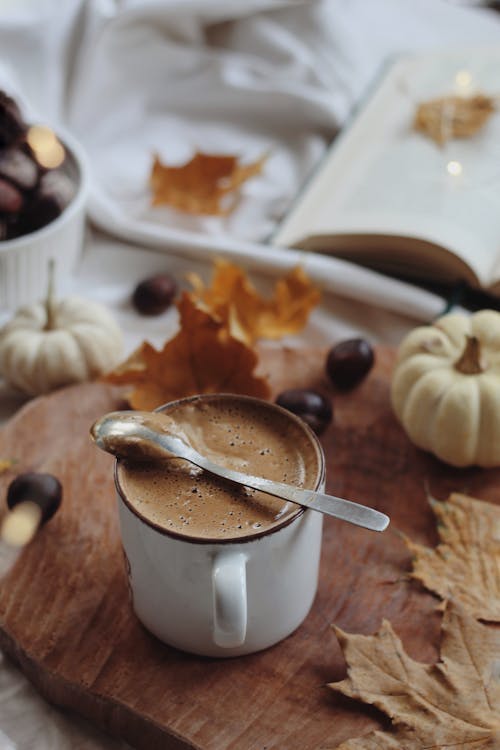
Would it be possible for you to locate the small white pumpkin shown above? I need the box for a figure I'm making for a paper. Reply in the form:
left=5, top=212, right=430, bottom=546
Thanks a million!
left=0, top=278, right=124, bottom=396
left=391, top=309, right=500, bottom=468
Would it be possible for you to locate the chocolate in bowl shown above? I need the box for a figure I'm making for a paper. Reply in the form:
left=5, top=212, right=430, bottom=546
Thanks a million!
left=0, top=105, right=88, bottom=310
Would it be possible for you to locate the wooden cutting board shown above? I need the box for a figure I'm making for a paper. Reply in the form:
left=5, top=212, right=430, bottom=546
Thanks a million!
left=1, top=345, right=499, bottom=750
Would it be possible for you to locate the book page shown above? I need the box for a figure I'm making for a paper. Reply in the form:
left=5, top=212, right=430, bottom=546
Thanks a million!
left=274, top=48, right=500, bottom=289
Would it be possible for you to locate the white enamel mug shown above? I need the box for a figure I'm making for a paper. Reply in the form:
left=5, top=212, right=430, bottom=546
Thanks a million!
left=115, top=395, right=326, bottom=658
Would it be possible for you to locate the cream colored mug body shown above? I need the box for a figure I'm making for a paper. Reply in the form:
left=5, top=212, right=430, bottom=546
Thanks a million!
left=115, top=395, right=326, bottom=658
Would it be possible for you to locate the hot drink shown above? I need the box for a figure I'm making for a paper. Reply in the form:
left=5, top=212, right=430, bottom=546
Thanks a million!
left=116, top=394, right=323, bottom=541
left=113, top=393, right=326, bottom=655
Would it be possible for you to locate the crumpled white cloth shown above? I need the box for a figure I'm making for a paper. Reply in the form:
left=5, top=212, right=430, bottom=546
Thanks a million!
left=2, top=0, right=500, bottom=322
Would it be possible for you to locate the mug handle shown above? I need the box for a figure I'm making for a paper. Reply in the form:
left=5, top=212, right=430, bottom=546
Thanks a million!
left=212, top=551, right=247, bottom=648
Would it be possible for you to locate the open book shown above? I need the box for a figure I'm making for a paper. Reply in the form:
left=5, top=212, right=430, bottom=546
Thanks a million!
left=273, top=48, right=500, bottom=295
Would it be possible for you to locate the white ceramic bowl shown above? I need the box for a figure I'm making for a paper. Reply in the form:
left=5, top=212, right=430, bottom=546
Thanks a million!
left=0, top=129, right=89, bottom=311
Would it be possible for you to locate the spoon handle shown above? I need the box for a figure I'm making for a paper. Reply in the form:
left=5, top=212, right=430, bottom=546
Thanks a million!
left=181, top=445, right=389, bottom=533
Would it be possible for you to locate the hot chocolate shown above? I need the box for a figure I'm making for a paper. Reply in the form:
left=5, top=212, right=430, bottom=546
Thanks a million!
left=116, top=394, right=323, bottom=541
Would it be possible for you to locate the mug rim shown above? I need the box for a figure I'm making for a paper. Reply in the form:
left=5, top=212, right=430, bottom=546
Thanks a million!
left=114, top=393, right=326, bottom=545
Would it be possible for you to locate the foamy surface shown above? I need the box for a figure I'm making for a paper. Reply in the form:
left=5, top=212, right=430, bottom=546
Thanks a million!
left=117, top=395, right=321, bottom=540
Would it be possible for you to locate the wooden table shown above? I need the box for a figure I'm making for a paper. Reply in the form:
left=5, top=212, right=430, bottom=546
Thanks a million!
left=1, top=346, right=498, bottom=749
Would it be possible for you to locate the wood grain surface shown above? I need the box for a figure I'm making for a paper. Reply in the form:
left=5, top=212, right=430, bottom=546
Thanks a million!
left=1, top=345, right=499, bottom=750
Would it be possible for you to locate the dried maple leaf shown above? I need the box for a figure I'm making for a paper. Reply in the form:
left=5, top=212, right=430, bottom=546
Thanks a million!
left=150, top=151, right=267, bottom=215
left=414, top=94, right=496, bottom=145
left=329, top=602, right=500, bottom=749
left=405, top=492, right=500, bottom=622
left=104, top=293, right=270, bottom=409
left=186, top=259, right=321, bottom=345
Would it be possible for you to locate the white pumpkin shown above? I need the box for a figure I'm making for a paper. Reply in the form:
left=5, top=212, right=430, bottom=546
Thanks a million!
left=391, top=309, right=500, bottom=468
left=0, top=295, right=124, bottom=396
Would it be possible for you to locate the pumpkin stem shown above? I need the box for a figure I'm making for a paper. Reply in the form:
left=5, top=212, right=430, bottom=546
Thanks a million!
left=44, top=259, right=56, bottom=331
left=454, top=335, right=484, bottom=374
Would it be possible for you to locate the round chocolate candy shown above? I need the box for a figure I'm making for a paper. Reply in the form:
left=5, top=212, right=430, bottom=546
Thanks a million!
left=7, top=472, right=63, bottom=524
left=276, top=388, right=333, bottom=435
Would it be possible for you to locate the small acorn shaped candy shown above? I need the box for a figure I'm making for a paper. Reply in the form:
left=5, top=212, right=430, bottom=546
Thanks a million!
left=1, top=472, right=62, bottom=546
left=132, top=273, right=178, bottom=315
left=276, top=388, right=333, bottom=435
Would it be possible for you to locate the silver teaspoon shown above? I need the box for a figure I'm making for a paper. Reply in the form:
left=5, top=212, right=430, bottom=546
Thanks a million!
left=90, top=411, right=390, bottom=533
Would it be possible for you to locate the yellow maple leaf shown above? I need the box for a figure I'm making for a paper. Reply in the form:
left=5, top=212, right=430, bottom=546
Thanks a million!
left=104, top=293, right=270, bottom=410
left=405, top=492, right=500, bottom=622
left=150, top=151, right=267, bottom=215
left=329, top=602, right=500, bottom=749
left=414, top=94, right=496, bottom=146
left=187, top=259, right=321, bottom=345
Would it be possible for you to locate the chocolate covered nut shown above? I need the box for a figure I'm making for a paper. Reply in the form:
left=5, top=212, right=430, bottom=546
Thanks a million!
left=39, top=170, right=75, bottom=208
left=132, top=273, right=178, bottom=315
left=1, top=471, right=63, bottom=547
left=0, top=148, right=39, bottom=190
left=16, top=193, right=61, bottom=234
left=0, top=177, right=22, bottom=213
left=0, top=91, right=27, bottom=147
left=15, top=170, right=75, bottom=234
left=7, top=472, right=62, bottom=523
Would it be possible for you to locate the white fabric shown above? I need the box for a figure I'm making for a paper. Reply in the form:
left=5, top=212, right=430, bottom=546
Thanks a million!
left=0, top=1, right=500, bottom=747
left=2, top=0, right=500, bottom=322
